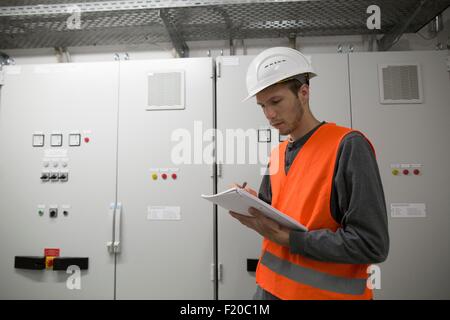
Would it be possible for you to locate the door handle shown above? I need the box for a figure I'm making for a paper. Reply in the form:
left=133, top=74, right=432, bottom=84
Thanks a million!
left=107, top=203, right=115, bottom=253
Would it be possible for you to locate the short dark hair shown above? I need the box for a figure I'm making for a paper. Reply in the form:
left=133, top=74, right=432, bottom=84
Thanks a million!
left=284, top=74, right=309, bottom=97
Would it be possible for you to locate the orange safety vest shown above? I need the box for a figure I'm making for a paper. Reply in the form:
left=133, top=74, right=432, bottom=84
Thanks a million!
left=256, top=123, right=375, bottom=300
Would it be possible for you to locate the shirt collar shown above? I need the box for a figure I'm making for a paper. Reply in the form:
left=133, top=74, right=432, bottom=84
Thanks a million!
left=287, top=121, right=326, bottom=149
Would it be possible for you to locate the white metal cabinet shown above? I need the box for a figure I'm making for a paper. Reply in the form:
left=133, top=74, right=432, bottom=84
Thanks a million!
left=349, top=51, right=450, bottom=299
left=0, top=62, right=119, bottom=299
left=115, top=58, right=215, bottom=299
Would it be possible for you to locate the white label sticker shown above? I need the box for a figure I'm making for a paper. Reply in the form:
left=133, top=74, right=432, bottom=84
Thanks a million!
left=34, top=66, right=51, bottom=74
left=147, top=206, right=181, bottom=220
left=390, top=203, right=426, bottom=218
left=44, top=149, right=68, bottom=158
left=6, top=66, right=21, bottom=75
left=222, top=57, right=239, bottom=66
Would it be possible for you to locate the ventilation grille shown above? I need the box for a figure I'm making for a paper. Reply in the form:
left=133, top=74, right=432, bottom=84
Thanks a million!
left=147, top=71, right=185, bottom=110
left=379, top=64, right=423, bottom=104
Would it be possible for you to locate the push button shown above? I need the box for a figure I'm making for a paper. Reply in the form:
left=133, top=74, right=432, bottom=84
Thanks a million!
left=49, top=208, right=58, bottom=218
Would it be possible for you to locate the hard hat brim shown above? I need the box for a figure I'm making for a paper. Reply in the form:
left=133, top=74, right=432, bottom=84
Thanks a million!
left=242, top=71, right=317, bottom=103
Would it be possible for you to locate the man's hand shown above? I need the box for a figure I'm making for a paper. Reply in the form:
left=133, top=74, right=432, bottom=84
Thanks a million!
left=230, top=183, right=257, bottom=197
left=229, top=207, right=291, bottom=247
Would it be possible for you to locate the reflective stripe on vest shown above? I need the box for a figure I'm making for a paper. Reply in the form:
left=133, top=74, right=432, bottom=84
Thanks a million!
left=260, top=251, right=367, bottom=295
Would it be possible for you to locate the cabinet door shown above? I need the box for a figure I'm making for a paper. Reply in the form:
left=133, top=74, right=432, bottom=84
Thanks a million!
left=0, top=62, right=119, bottom=299
left=115, top=58, right=215, bottom=299
left=349, top=51, right=450, bottom=299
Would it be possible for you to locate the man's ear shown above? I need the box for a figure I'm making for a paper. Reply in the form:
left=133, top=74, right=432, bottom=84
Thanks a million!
left=297, top=83, right=309, bottom=100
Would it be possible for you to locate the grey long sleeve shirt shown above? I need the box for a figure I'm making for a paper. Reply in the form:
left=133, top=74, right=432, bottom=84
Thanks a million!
left=258, top=121, right=389, bottom=264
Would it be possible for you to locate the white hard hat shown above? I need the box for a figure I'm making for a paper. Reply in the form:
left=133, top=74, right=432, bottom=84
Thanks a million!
left=243, top=47, right=317, bottom=101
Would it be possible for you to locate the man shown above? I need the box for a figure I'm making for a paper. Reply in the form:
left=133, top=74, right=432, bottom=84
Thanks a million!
left=229, top=47, right=389, bottom=300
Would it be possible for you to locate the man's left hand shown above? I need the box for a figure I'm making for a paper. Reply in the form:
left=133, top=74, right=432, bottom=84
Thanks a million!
left=229, top=207, right=291, bottom=247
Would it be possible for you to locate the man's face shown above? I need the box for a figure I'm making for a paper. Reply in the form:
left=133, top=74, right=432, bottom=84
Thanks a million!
left=256, top=83, right=306, bottom=136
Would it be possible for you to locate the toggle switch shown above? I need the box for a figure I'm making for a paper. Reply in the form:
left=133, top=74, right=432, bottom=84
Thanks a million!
left=59, top=171, right=68, bottom=182
left=50, top=173, right=59, bottom=181
left=40, top=172, right=50, bottom=181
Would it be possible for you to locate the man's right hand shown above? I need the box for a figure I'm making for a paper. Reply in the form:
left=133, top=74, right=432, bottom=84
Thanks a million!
left=230, top=183, right=257, bottom=197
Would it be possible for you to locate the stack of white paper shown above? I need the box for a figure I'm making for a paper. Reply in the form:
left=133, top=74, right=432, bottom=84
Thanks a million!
left=201, top=187, right=307, bottom=231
